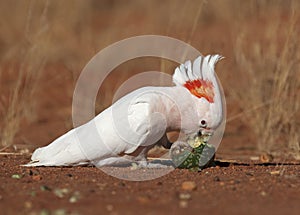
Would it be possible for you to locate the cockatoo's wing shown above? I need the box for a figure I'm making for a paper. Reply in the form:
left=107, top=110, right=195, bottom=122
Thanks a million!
left=121, top=89, right=169, bottom=154
left=24, top=87, right=169, bottom=167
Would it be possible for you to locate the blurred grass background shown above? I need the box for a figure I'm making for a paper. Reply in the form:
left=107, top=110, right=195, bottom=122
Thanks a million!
left=0, top=0, right=299, bottom=159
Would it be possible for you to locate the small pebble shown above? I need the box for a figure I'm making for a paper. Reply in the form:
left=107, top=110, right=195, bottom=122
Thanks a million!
left=270, top=170, right=280, bottom=175
left=179, top=200, right=188, bottom=208
left=179, top=193, right=191, bottom=200
left=106, top=204, right=114, bottom=211
left=40, top=209, right=50, bottom=215
left=250, top=156, right=259, bottom=161
left=24, top=201, right=32, bottom=209
left=54, top=188, right=69, bottom=198
left=69, top=196, right=78, bottom=203
left=11, top=174, right=22, bottom=179
left=260, top=191, right=267, bottom=196
left=97, top=183, right=107, bottom=190
left=53, top=209, right=66, bottom=215
left=181, top=181, right=197, bottom=191
left=260, top=153, right=273, bottom=162
left=137, top=196, right=149, bottom=204
left=40, top=185, right=51, bottom=191
left=245, top=172, right=254, bottom=176
left=69, top=191, right=80, bottom=203
left=32, top=175, right=42, bottom=181
left=30, top=191, right=36, bottom=197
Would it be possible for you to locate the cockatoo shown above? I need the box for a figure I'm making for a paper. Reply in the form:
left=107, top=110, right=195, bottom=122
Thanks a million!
left=25, top=54, right=224, bottom=167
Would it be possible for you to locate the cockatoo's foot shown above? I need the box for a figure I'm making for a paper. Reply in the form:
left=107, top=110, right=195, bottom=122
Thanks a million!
left=93, top=156, right=171, bottom=169
left=133, top=160, right=172, bottom=169
left=94, top=156, right=133, bottom=167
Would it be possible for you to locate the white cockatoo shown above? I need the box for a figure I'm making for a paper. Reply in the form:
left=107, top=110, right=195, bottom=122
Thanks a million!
left=25, top=54, right=224, bottom=167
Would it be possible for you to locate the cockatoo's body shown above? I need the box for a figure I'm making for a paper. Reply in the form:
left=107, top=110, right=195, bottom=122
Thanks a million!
left=25, top=55, right=224, bottom=167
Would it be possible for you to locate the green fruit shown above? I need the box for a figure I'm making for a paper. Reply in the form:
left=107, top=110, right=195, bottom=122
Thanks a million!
left=171, top=141, right=216, bottom=171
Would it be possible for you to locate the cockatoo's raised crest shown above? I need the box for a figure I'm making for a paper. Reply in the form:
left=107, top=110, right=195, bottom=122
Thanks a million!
left=172, top=55, right=223, bottom=103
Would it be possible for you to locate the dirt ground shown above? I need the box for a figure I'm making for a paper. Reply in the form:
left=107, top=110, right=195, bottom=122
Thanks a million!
left=0, top=155, right=299, bottom=215
left=1, top=1, right=300, bottom=215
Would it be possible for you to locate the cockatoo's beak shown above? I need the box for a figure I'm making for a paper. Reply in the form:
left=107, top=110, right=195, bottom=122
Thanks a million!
left=185, top=129, right=213, bottom=148
left=198, top=129, right=213, bottom=139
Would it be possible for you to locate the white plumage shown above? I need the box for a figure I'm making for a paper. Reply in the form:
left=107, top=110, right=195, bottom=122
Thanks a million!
left=25, top=54, right=224, bottom=167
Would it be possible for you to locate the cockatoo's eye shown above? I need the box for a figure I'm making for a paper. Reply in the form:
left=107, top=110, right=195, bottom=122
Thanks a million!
left=200, top=120, right=207, bottom=128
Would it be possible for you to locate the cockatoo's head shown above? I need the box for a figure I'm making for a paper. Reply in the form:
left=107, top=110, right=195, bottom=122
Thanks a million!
left=172, top=55, right=224, bottom=139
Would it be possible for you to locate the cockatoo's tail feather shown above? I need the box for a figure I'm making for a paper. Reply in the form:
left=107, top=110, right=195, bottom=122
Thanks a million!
left=173, top=54, right=223, bottom=103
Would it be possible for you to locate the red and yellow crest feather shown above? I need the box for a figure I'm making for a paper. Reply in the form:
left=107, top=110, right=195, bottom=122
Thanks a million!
left=172, top=55, right=223, bottom=104
left=184, top=79, right=214, bottom=103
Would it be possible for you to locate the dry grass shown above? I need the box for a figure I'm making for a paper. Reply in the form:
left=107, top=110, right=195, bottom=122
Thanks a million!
left=232, top=1, right=300, bottom=158
left=0, top=0, right=299, bottom=158
left=0, top=1, right=49, bottom=147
